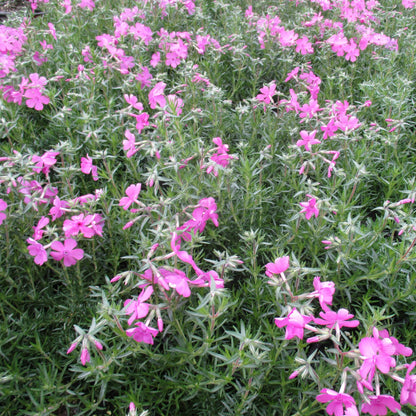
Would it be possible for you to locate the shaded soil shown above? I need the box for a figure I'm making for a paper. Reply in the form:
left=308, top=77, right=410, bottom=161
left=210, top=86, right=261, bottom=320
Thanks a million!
left=0, top=0, right=30, bottom=15
left=0, top=0, right=27, bottom=12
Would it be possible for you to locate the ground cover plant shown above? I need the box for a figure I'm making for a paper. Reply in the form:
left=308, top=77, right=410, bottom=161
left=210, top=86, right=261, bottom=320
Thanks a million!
left=1, top=0, right=416, bottom=414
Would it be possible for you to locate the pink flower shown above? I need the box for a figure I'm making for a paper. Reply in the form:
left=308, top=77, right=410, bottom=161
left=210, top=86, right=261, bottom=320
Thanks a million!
left=78, top=0, right=95, bottom=11
left=361, top=395, right=401, bottom=415
left=359, top=336, right=396, bottom=383
left=119, top=183, right=142, bottom=210
left=313, top=308, right=359, bottom=330
left=311, top=276, right=335, bottom=309
left=299, top=195, right=319, bottom=220
left=401, top=361, right=416, bottom=405
left=275, top=308, right=313, bottom=340
left=160, top=268, right=191, bottom=297
left=256, top=83, right=276, bottom=104
left=32, top=216, right=49, bottom=240
left=296, top=130, right=321, bottom=151
left=148, top=81, right=166, bottom=109
left=123, top=129, right=138, bottom=158
left=80, top=347, right=90, bottom=365
left=0, top=198, right=8, bottom=225
left=27, top=238, right=48, bottom=265
left=126, top=322, right=159, bottom=344
left=265, top=256, right=290, bottom=277
left=124, top=286, right=153, bottom=325
left=80, top=154, right=98, bottom=181
left=32, top=151, right=59, bottom=175
left=24, top=88, right=50, bottom=111
left=316, top=389, right=358, bottom=416
left=50, top=238, right=84, bottom=267
left=49, top=197, right=69, bottom=221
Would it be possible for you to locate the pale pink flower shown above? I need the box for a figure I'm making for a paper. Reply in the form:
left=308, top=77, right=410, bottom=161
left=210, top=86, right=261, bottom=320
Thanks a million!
left=160, top=268, right=191, bottom=297
left=77, top=0, right=95, bottom=11
left=123, top=129, right=138, bottom=158
left=50, top=238, right=84, bottom=267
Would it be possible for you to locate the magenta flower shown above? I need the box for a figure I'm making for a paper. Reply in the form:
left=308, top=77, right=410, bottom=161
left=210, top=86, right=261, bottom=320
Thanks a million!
left=316, top=389, right=359, bottom=416
left=32, top=151, right=59, bottom=175
left=126, top=322, right=159, bottom=344
left=27, top=238, right=48, bottom=265
left=373, top=328, right=412, bottom=357
left=296, top=130, right=321, bottom=151
left=160, top=268, right=191, bottom=297
left=275, top=308, right=313, bottom=340
left=0, top=198, right=8, bottom=225
left=265, top=256, right=290, bottom=277
left=361, top=395, right=401, bottom=415
left=401, top=361, right=416, bottom=405
left=124, top=286, right=153, bottom=325
left=49, top=196, right=69, bottom=221
left=24, top=88, right=50, bottom=111
left=312, top=276, right=335, bottom=309
left=80, top=154, right=98, bottom=181
left=50, top=239, right=84, bottom=267
left=313, top=308, right=360, bottom=330
left=359, top=336, right=396, bottom=383
left=32, top=216, right=49, bottom=240
left=256, top=83, right=276, bottom=104
left=148, top=81, right=166, bottom=109
left=300, top=195, right=319, bottom=220
left=80, top=347, right=90, bottom=365
left=119, top=183, right=142, bottom=211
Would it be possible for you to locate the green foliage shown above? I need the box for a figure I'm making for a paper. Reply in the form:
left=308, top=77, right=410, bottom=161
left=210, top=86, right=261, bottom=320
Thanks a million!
left=1, top=0, right=416, bottom=414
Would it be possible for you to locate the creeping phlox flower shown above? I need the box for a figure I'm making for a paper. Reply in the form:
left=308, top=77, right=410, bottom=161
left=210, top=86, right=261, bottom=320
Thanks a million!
left=361, top=395, right=401, bottom=415
left=202, top=137, right=235, bottom=177
left=80, top=154, right=99, bottom=181
left=275, top=308, right=314, bottom=340
left=119, top=183, right=142, bottom=211
left=299, top=195, right=320, bottom=220
left=401, top=361, right=416, bottom=405
left=114, top=197, right=226, bottom=346
left=0, top=198, right=7, bottom=225
left=50, top=238, right=84, bottom=267
left=316, top=389, right=359, bottom=416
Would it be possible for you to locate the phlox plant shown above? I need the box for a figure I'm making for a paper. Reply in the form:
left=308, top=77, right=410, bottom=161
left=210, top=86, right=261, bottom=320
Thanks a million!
left=1, top=0, right=416, bottom=414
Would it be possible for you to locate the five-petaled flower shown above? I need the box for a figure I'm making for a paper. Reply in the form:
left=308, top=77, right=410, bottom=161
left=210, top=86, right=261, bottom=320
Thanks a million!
left=50, top=238, right=84, bottom=267
left=300, top=195, right=319, bottom=220
left=316, top=389, right=359, bottom=416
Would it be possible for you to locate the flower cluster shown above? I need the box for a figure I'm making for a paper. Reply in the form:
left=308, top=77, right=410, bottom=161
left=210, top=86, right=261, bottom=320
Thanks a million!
left=268, top=256, right=415, bottom=415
